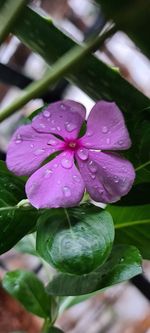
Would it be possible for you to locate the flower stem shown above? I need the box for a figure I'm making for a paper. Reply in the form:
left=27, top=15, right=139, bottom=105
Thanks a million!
left=0, top=0, right=26, bottom=45
left=0, top=26, right=116, bottom=122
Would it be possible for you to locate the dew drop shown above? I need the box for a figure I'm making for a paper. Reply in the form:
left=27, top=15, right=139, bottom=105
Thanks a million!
left=57, top=126, right=61, bottom=131
left=86, top=130, right=93, bottom=137
left=77, top=148, right=88, bottom=161
left=15, top=134, right=22, bottom=144
left=118, top=139, right=124, bottom=146
left=120, top=257, right=124, bottom=263
left=30, top=144, right=34, bottom=148
left=102, top=126, right=108, bottom=134
left=90, top=173, right=96, bottom=179
left=63, top=186, right=71, bottom=197
left=98, top=188, right=104, bottom=195
left=65, top=122, right=77, bottom=132
left=84, top=142, right=91, bottom=147
left=43, top=110, right=50, bottom=117
left=48, top=139, right=57, bottom=146
left=113, top=175, right=119, bottom=183
left=51, top=119, right=55, bottom=124
left=61, top=158, right=73, bottom=169
left=34, top=148, right=45, bottom=155
left=44, top=169, right=53, bottom=178
left=73, top=175, right=80, bottom=183
left=60, top=103, right=66, bottom=110
left=88, top=160, right=97, bottom=173
left=39, top=123, right=46, bottom=128
left=122, top=166, right=127, bottom=172
left=106, top=138, right=110, bottom=144
left=54, top=163, right=58, bottom=168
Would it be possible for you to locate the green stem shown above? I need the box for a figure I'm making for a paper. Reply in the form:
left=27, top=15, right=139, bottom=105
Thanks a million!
left=0, top=0, right=26, bottom=44
left=0, top=26, right=116, bottom=122
left=135, top=160, right=150, bottom=171
left=41, top=318, right=52, bottom=333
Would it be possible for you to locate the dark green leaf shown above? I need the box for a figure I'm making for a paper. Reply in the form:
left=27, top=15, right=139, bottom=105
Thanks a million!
left=36, top=206, right=114, bottom=275
left=107, top=204, right=150, bottom=259
left=0, top=160, right=25, bottom=207
left=46, top=328, right=64, bottom=333
left=0, top=161, right=38, bottom=254
left=15, top=234, right=37, bottom=256
left=46, top=245, right=142, bottom=296
left=96, top=0, right=150, bottom=58
left=2, top=270, right=51, bottom=318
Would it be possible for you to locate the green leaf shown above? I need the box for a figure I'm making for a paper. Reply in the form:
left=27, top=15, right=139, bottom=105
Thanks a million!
left=15, top=233, right=37, bottom=256
left=0, top=0, right=26, bottom=44
left=96, top=0, right=150, bottom=58
left=12, top=6, right=150, bottom=114
left=45, top=328, right=64, bottom=333
left=46, top=245, right=142, bottom=296
left=36, top=206, right=114, bottom=275
left=0, top=161, right=38, bottom=254
left=0, top=206, right=38, bottom=254
left=107, top=204, right=150, bottom=259
left=0, top=160, right=25, bottom=207
left=2, top=270, right=51, bottom=318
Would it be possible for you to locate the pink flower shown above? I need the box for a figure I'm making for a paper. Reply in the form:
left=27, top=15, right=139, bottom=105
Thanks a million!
left=6, top=100, right=135, bottom=208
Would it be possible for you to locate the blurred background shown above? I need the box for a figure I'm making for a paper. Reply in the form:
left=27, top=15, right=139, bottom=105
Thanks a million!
left=0, top=0, right=150, bottom=332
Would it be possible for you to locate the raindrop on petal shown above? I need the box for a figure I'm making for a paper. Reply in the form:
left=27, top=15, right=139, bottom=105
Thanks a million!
left=77, top=148, right=88, bottom=161
left=57, top=126, right=61, bottom=131
left=65, top=122, right=77, bottom=132
left=15, top=134, right=22, bottom=144
left=34, top=149, right=45, bottom=155
left=43, top=110, right=50, bottom=117
left=106, top=138, right=110, bottom=144
left=88, top=160, right=97, bottom=173
left=63, top=186, right=71, bottom=197
left=48, top=139, right=57, bottom=146
left=118, top=139, right=124, bottom=146
left=60, top=103, right=66, bottom=110
left=61, top=158, right=73, bottom=169
left=40, top=123, right=46, bottom=128
left=30, top=144, right=34, bottom=148
left=113, top=175, right=119, bottom=183
left=73, top=175, right=80, bottom=183
left=102, top=126, right=108, bottom=134
left=44, top=169, right=53, bottom=178
left=86, top=130, right=93, bottom=137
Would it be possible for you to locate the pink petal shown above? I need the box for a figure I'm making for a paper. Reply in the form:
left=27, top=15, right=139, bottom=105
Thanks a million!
left=26, top=151, right=85, bottom=208
left=6, top=124, right=63, bottom=176
left=32, top=100, right=86, bottom=140
left=76, top=150, right=135, bottom=203
left=80, top=101, right=131, bottom=150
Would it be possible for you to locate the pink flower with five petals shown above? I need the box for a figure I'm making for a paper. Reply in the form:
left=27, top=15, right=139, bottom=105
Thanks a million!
left=6, top=100, right=135, bottom=208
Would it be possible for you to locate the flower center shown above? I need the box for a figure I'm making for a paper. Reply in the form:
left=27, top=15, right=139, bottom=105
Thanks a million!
left=69, top=142, right=77, bottom=148
left=65, top=139, right=80, bottom=151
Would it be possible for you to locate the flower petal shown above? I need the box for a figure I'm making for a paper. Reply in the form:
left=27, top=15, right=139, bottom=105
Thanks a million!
left=76, top=150, right=135, bottom=203
left=6, top=124, right=63, bottom=176
left=32, top=100, right=86, bottom=140
left=80, top=101, right=131, bottom=150
left=26, top=151, right=85, bottom=208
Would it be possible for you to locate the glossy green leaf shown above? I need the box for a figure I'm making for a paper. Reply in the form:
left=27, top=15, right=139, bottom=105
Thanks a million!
left=36, top=206, right=114, bottom=275
left=15, top=233, right=37, bottom=256
left=107, top=204, right=150, bottom=259
left=0, top=161, right=38, bottom=254
left=0, top=206, right=38, bottom=254
left=12, top=6, right=150, bottom=113
left=0, top=160, right=25, bottom=207
left=2, top=270, right=51, bottom=318
left=46, top=328, right=64, bottom=333
left=96, top=0, right=150, bottom=58
left=46, top=245, right=142, bottom=296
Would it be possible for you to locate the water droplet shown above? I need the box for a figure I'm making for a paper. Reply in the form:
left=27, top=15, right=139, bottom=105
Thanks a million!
left=73, top=175, right=80, bottom=183
left=122, top=166, right=127, bottom=172
left=118, top=139, right=124, bottom=146
left=57, top=126, right=61, bottom=131
left=120, top=257, right=124, bottom=262
left=51, top=119, right=55, bottom=124
left=48, top=139, right=57, bottom=146
left=84, top=142, right=91, bottom=147
left=65, top=122, right=77, bottom=132
left=106, top=138, right=110, bottom=144
left=44, top=169, right=53, bottom=178
left=30, top=144, right=34, bottom=148
left=86, top=130, right=93, bottom=137
left=88, top=160, right=97, bottom=173
left=34, top=149, right=45, bottom=155
left=63, top=186, right=71, bottom=197
left=60, top=103, right=66, bottom=110
left=61, top=158, right=73, bottom=169
left=40, top=123, right=46, bottom=128
left=98, top=188, right=104, bottom=195
left=102, top=126, right=108, bottom=134
left=53, top=163, right=58, bottom=168
left=113, top=175, right=119, bottom=183
left=103, top=166, right=107, bottom=170
left=43, top=110, right=50, bottom=117
left=15, top=134, right=22, bottom=144
left=77, top=148, right=88, bottom=161
left=90, top=173, right=96, bottom=179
